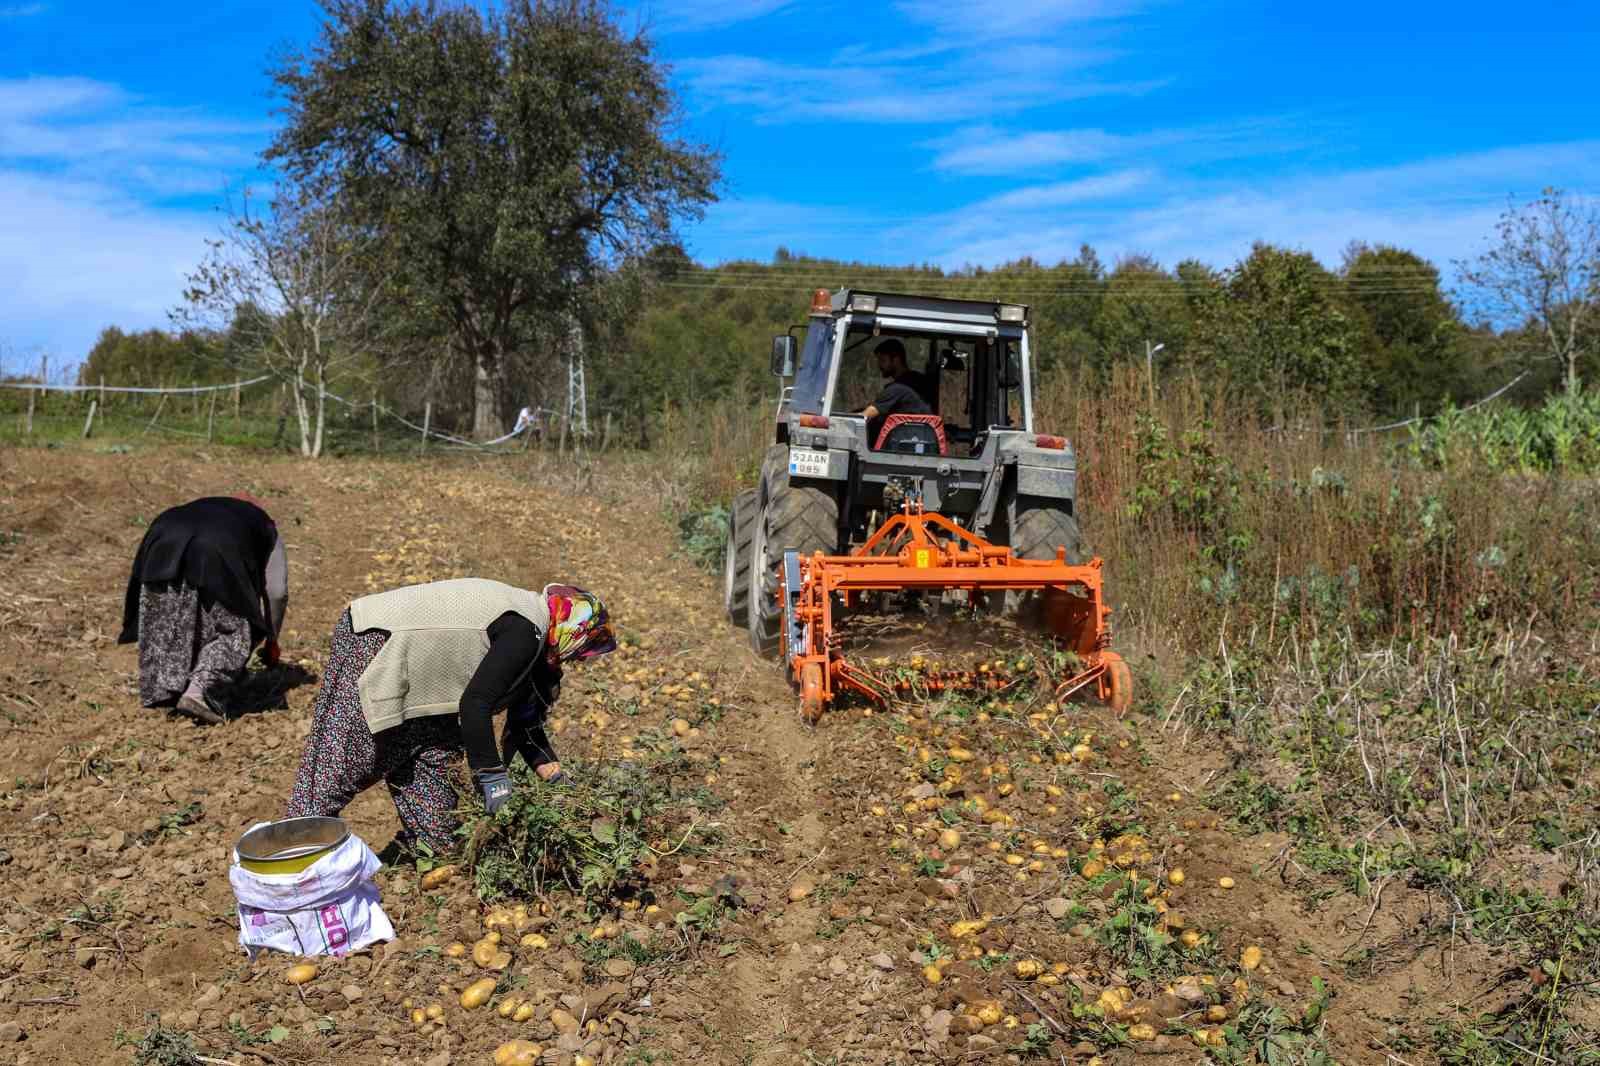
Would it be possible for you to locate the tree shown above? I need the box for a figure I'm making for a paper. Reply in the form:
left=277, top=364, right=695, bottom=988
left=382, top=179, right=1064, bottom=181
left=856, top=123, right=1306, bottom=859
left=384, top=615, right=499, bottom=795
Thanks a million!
left=1094, top=256, right=1194, bottom=385
left=1341, top=243, right=1468, bottom=416
left=266, top=0, right=719, bottom=438
left=1191, top=243, right=1365, bottom=418
left=1458, top=188, right=1600, bottom=395
left=177, top=186, right=383, bottom=458
left=77, top=326, right=219, bottom=388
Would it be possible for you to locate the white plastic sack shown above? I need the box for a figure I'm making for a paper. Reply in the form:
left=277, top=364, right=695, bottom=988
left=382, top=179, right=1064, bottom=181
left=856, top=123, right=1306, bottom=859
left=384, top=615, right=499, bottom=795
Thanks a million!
left=229, top=823, right=395, bottom=959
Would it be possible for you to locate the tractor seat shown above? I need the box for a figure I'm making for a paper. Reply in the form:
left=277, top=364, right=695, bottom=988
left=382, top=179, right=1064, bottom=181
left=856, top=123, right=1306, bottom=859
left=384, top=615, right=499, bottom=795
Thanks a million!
left=873, top=414, right=948, bottom=456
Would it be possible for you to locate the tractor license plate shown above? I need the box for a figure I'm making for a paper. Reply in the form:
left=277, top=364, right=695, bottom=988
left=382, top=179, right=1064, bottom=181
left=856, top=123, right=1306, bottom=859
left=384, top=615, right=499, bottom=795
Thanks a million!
left=789, top=448, right=829, bottom=477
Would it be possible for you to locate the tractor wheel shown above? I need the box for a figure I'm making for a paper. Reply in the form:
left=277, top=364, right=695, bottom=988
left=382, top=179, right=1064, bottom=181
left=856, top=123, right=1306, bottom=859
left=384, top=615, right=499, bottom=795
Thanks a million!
left=989, top=494, right=1083, bottom=615
left=723, top=488, right=758, bottom=627
left=1010, top=498, right=1083, bottom=564
left=748, top=451, right=839, bottom=657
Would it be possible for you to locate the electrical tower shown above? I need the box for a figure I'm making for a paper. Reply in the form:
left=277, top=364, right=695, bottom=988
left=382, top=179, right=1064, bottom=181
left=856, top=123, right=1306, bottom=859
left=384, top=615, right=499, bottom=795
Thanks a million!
left=565, top=312, right=589, bottom=437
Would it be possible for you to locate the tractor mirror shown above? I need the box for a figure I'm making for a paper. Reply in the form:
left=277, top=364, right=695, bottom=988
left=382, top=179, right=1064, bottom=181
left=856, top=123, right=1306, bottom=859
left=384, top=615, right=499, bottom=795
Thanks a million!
left=771, top=335, right=797, bottom=377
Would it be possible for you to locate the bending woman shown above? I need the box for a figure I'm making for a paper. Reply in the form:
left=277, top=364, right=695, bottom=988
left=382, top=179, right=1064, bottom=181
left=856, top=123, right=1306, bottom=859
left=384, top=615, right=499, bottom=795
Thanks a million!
left=285, top=577, right=615, bottom=853
left=119, top=494, right=287, bottom=724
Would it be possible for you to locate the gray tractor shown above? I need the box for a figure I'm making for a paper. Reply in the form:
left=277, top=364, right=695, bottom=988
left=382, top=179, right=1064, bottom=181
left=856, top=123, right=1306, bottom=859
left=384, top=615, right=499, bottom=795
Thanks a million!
left=723, top=288, right=1082, bottom=655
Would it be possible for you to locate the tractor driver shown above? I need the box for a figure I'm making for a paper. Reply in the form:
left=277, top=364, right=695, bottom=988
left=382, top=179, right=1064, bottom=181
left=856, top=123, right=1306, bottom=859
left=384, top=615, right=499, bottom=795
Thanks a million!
left=860, top=338, right=934, bottom=445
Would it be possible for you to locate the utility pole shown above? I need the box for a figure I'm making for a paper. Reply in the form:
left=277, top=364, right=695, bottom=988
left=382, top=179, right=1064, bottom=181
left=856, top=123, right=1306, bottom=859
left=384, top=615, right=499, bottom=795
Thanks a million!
left=1144, top=341, right=1166, bottom=407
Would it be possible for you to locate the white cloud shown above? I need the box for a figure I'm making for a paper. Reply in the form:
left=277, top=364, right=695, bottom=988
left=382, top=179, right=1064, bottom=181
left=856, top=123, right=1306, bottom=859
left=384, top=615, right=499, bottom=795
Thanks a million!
left=685, top=141, right=1600, bottom=280
left=0, top=171, right=214, bottom=359
left=681, top=52, right=1160, bottom=124
left=0, top=3, right=47, bottom=18
left=0, top=76, right=267, bottom=196
left=895, top=0, right=1142, bottom=41
left=0, top=76, right=267, bottom=358
left=633, top=0, right=793, bottom=32
left=926, top=118, right=1306, bottom=176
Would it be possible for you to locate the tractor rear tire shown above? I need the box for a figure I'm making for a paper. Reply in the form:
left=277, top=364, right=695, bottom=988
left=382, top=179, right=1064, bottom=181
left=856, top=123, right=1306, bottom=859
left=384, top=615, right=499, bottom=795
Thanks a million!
left=723, top=488, right=758, bottom=627
left=748, top=450, right=839, bottom=657
left=1010, top=499, right=1083, bottom=564
left=999, top=496, right=1083, bottom=616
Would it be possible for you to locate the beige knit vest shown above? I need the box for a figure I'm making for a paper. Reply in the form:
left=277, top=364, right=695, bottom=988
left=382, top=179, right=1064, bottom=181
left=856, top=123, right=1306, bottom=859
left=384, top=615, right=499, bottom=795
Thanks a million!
left=349, top=578, right=549, bottom=734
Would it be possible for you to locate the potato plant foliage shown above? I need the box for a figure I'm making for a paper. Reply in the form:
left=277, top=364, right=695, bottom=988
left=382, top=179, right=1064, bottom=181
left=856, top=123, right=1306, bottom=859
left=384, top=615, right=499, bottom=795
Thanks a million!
left=461, top=758, right=680, bottom=903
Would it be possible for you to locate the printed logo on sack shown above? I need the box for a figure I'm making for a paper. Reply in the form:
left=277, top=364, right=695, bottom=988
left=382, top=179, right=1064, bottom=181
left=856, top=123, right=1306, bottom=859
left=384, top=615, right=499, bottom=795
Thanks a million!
left=320, top=903, right=350, bottom=953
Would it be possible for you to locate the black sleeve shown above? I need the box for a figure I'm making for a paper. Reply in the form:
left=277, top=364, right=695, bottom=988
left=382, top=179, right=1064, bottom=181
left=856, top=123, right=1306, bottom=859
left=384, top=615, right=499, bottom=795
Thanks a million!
left=870, top=382, right=920, bottom=418
left=504, top=661, right=562, bottom=769
left=459, top=612, right=544, bottom=773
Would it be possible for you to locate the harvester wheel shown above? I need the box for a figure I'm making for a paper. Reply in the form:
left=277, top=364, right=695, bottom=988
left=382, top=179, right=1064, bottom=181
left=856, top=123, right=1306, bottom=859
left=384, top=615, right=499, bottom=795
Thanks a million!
left=723, top=488, right=758, bottom=627
left=1099, top=651, right=1133, bottom=713
left=799, top=662, right=825, bottom=723
left=748, top=451, right=839, bottom=657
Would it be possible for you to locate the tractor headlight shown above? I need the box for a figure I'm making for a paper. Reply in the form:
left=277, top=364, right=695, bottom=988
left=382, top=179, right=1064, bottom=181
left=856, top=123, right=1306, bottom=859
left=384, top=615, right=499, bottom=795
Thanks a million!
left=849, top=294, right=878, bottom=313
left=997, top=304, right=1026, bottom=323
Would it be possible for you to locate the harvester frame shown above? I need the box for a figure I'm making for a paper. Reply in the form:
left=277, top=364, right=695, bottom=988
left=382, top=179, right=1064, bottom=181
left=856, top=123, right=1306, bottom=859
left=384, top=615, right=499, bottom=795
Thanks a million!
left=781, top=502, right=1131, bottom=721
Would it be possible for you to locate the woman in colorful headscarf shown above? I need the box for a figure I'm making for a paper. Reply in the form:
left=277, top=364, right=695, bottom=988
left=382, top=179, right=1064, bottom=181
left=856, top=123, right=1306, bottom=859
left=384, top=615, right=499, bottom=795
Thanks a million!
left=119, top=494, right=287, bottom=724
left=285, top=578, right=615, bottom=853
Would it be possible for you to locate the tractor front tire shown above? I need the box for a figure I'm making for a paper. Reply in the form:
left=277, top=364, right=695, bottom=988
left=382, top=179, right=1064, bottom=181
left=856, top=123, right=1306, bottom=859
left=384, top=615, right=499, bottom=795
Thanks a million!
left=723, top=488, right=758, bottom=627
left=748, top=450, right=839, bottom=658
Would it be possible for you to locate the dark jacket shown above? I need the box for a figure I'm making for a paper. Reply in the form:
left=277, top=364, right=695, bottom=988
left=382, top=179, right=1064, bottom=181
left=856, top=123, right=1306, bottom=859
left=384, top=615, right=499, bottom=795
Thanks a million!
left=119, top=497, right=280, bottom=645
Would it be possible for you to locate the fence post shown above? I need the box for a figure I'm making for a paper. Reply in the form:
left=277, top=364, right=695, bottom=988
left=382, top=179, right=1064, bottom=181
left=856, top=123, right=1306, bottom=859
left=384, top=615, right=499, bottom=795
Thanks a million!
left=25, top=386, right=35, bottom=435
left=83, top=400, right=97, bottom=439
left=206, top=390, right=217, bottom=443
left=234, top=381, right=241, bottom=425
left=602, top=411, right=612, bottom=452
left=558, top=412, right=569, bottom=456
left=371, top=397, right=380, bottom=454
left=144, top=391, right=168, bottom=435
left=99, top=376, right=105, bottom=411
left=419, top=401, right=432, bottom=455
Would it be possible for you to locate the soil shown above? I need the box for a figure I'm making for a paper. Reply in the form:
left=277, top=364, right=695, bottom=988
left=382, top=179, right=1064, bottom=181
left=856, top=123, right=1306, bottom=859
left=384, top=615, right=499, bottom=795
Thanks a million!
left=0, top=446, right=1523, bottom=1065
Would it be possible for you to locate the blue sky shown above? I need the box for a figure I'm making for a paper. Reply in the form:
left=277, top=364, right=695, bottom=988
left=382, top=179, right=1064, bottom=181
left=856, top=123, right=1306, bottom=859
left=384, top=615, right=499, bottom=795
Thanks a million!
left=3, top=0, right=1599, bottom=365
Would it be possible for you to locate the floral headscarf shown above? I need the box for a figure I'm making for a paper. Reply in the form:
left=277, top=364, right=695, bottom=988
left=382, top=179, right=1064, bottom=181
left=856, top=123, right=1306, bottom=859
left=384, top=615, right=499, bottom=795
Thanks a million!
left=543, top=584, right=617, bottom=662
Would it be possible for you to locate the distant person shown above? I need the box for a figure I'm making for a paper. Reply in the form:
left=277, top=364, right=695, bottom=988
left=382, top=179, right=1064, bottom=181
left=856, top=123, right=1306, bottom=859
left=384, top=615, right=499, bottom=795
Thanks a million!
left=861, top=338, right=934, bottom=444
left=119, top=495, right=287, bottom=724
left=284, top=578, right=615, bottom=854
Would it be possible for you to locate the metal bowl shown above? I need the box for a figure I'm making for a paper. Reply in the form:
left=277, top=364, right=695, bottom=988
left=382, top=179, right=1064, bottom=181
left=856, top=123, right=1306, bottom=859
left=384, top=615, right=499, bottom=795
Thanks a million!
left=236, top=816, right=349, bottom=874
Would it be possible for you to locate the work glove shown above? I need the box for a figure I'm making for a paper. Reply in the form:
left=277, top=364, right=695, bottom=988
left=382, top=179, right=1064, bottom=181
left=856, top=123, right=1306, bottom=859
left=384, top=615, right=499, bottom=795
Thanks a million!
left=476, top=768, right=513, bottom=814
left=261, top=640, right=283, bottom=668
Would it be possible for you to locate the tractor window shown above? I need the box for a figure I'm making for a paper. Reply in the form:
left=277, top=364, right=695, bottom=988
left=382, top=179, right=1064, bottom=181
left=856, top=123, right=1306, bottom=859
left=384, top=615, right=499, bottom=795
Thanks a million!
left=999, top=337, right=1023, bottom=428
left=835, top=332, right=938, bottom=414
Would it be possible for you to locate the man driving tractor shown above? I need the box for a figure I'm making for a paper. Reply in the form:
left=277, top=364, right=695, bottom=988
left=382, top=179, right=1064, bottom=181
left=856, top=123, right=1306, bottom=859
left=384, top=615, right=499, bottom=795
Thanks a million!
left=860, top=338, right=933, bottom=443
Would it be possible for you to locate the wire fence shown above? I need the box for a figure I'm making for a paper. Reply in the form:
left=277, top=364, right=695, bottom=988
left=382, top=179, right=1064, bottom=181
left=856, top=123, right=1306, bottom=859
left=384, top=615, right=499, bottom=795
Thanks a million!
left=0, top=372, right=602, bottom=455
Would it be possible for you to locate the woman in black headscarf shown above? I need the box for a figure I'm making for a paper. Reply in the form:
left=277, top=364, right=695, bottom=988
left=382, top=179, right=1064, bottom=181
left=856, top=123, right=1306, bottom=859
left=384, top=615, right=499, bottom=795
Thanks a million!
left=119, top=494, right=287, bottom=724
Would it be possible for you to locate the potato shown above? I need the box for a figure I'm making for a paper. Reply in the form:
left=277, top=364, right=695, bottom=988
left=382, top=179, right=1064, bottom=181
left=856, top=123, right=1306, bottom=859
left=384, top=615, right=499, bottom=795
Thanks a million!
left=1206, top=1005, right=1228, bottom=1023
left=493, top=1039, right=544, bottom=1066
left=947, top=747, right=974, bottom=762
left=473, top=939, right=500, bottom=968
left=938, top=828, right=961, bottom=851
left=1179, top=930, right=1203, bottom=949
left=1167, top=868, right=1186, bottom=886
left=419, top=864, right=456, bottom=890
left=948, top=919, right=988, bottom=939
left=498, top=995, right=523, bottom=1018
left=520, top=933, right=549, bottom=949
left=1240, top=945, right=1264, bottom=971
left=284, top=963, right=317, bottom=985
left=443, top=942, right=467, bottom=958
left=921, top=964, right=943, bottom=986
left=1080, top=859, right=1106, bottom=880
left=1014, top=959, right=1042, bottom=979
left=1128, top=1023, right=1157, bottom=1041
left=513, top=1002, right=535, bottom=1023
left=459, top=977, right=497, bottom=1010
left=671, top=717, right=691, bottom=737
left=1218, top=876, right=1236, bottom=889
left=424, top=1003, right=445, bottom=1022
left=975, top=1001, right=1003, bottom=1026
left=409, top=1008, right=426, bottom=1026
